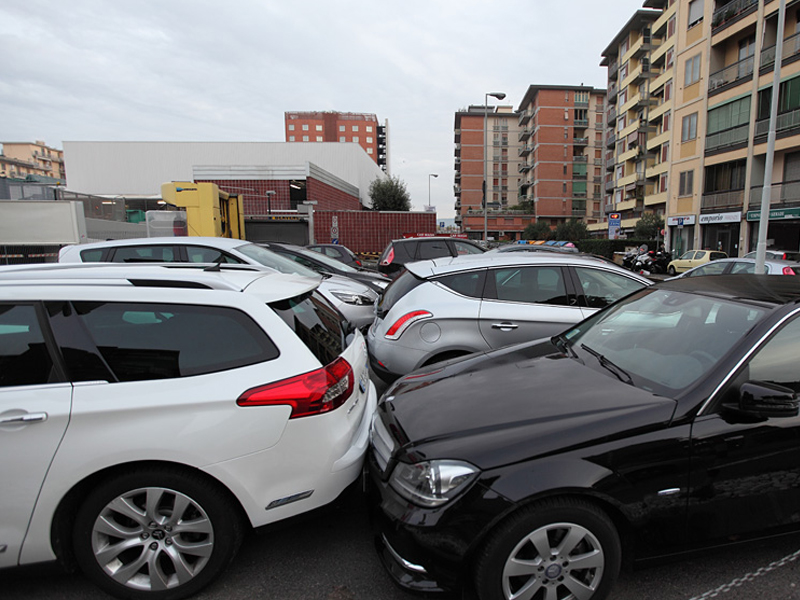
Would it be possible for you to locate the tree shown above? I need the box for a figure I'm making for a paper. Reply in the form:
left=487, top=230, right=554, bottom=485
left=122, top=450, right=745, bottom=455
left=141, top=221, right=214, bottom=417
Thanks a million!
left=369, top=176, right=411, bottom=211
left=634, top=213, right=664, bottom=240
left=522, top=220, right=553, bottom=241
left=554, top=218, right=589, bottom=242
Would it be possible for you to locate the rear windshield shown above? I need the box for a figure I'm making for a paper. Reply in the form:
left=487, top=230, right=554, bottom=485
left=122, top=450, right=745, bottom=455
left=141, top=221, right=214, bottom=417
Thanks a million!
left=376, top=270, right=425, bottom=318
left=269, top=290, right=345, bottom=365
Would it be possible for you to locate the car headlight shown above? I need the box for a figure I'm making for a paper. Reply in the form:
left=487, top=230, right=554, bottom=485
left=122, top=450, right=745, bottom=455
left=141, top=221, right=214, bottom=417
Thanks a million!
left=389, top=459, right=480, bottom=507
left=330, top=290, right=376, bottom=305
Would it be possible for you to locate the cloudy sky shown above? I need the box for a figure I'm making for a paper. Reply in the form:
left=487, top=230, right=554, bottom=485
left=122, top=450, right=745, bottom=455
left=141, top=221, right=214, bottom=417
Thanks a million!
left=1, top=0, right=649, bottom=218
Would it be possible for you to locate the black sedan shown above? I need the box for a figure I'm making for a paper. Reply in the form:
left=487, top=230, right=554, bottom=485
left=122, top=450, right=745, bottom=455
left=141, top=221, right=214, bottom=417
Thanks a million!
left=259, top=241, right=392, bottom=293
left=369, top=275, right=800, bottom=600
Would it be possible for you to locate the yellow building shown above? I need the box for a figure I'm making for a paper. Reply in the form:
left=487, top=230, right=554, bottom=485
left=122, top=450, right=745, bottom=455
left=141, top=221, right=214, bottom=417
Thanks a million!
left=0, top=141, right=65, bottom=182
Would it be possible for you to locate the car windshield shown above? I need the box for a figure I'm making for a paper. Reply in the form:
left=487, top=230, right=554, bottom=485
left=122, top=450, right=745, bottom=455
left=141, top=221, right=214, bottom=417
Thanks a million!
left=296, top=247, right=360, bottom=273
left=563, top=288, right=768, bottom=396
left=234, top=243, right=320, bottom=278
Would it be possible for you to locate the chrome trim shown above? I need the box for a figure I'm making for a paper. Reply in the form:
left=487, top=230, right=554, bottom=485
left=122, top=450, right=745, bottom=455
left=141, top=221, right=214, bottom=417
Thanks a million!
left=698, top=307, right=800, bottom=416
left=657, top=488, right=682, bottom=497
left=382, top=534, right=427, bottom=573
left=371, top=414, right=394, bottom=472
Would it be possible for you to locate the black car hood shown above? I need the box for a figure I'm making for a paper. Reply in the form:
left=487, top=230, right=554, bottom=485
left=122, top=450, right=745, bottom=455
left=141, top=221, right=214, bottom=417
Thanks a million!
left=380, top=341, right=678, bottom=470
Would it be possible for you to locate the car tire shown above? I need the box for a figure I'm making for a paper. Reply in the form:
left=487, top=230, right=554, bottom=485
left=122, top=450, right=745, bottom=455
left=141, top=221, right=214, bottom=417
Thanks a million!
left=474, top=497, right=621, bottom=600
left=72, top=468, right=244, bottom=600
left=668, top=266, right=677, bottom=276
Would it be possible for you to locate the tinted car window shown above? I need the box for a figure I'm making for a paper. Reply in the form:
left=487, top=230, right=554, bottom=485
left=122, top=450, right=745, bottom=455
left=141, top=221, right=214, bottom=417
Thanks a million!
left=573, top=267, right=646, bottom=309
left=377, top=271, right=425, bottom=318
left=488, top=266, right=568, bottom=305
left=111, top=246, right=178, bottom=263
left=74, top=302, right=279, bottom=381
left=730, top=262, right=755, bottom=274
left=0, top=304, right=55, bottom=387
left=79, top=249, right=105, bottom=262
left=186, top=246, right=243, bottom=264
left=417, top=241, right=452, bottom=260
left=687, top=262, right=729, bottom=277
left=710, top=252, right=727, bottom=261
left=435, top=270, right=486, bottom=298
left=452, top=240, right=484, bottom=255
left=748, top=316, right=800, bottom=392
left=236, top=243, right=320, bottom=278
left=269, top=291, right=345, bottom=366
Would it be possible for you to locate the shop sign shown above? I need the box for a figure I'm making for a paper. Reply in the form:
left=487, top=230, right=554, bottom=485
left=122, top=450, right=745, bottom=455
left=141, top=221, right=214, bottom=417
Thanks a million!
left=667, top=215, right=696, bottom=227
left=746, top=207, right=800, bottom=221
left=699, top=212, right=741, bottom=225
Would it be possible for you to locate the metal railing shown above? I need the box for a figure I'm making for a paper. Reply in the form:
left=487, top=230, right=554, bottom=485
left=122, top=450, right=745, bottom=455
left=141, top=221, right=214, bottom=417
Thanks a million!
left=755, top=107, right=800, bottom=137
left=701, top=189, right=744, bottom=209
left=709, top=55, right=754, bottom=90
left=705, top=123, right=749, bottom=151
left=712, top=0, right=758, bottom=30
left=749, top=180, right=800, bottom=206
left=761, top=31, right=800, bottom=69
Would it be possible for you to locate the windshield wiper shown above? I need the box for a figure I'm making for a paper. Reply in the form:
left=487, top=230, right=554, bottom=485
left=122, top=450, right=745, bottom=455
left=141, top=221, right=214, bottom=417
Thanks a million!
left=580, top=344, right=634, bottom=386
left=551, top=333, right=579, bottom=360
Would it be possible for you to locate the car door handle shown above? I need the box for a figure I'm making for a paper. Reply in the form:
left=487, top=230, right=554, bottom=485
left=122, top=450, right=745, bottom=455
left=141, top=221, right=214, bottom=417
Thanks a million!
left=491, top=322, right=519, bottom=330
left=0, top=412, right=48, bottom=425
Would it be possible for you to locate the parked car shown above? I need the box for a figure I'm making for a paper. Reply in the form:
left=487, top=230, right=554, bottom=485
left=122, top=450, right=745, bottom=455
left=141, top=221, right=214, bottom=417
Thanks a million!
left=306, top=243, right=363, bottom=268
left=260, top=241, right=392, bottom=293
left=744, top=249, right=800, bottom=262
left=0, top=262, right=377, bottom=600
left=369, top=274, right=800, bottom=600
left=487, top=243, right=579, bottom=254
left=367, top=253, right=651, bottom=381
left=673, top=256, right=800, bottom=278
left=377, top=237, right=485, bottom=278
left=57, top=237, right=379, bottom=330
left=666, top=249, right=727, bottom=275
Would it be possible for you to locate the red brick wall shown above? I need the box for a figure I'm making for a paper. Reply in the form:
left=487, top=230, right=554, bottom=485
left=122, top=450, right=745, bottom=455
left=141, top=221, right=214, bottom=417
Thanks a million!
left=199, top=179, right=293, bottom=214
left=306, top=179, right=362, bottom=211
left=314, top=211, right=436, bottom=254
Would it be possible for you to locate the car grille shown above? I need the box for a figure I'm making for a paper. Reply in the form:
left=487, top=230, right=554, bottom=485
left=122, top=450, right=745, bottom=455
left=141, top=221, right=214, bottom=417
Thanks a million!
left=370, top=413, right=395, bottom=473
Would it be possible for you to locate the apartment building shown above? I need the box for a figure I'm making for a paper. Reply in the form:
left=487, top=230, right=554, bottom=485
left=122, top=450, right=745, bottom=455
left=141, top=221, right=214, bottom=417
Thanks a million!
left=453, top=105, right=526, bottom=241
left=600, top=10, right=663, bottom=239
left=517, top=85, right=607, bottom=230
left=284, top=111, right=389, bottom=173
left=0, top=141, right=65, bottom=183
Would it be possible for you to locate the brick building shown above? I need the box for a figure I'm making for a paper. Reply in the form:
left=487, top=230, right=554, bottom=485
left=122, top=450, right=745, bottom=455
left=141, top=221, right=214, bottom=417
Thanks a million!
left=284, top=111, right=389, bottom=173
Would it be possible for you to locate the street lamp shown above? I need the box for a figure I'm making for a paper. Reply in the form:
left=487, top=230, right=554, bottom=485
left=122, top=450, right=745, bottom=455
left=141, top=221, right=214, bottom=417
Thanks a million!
left=484, top=91, right=506, bottom=243
left=428, top=173, right=438, bottom=208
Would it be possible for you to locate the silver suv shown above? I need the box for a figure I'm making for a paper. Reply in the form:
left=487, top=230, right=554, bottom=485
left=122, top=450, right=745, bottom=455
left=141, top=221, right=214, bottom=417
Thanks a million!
left=0, top=262, right=376, bottom=600
left=368, top=253, right=651, bottom=381
left=58, top=237, right=379, bottom=330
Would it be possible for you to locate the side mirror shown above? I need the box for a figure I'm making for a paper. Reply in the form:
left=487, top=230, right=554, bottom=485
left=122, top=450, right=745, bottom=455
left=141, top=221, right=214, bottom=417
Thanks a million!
left=740, top=381, right=799, bottom=418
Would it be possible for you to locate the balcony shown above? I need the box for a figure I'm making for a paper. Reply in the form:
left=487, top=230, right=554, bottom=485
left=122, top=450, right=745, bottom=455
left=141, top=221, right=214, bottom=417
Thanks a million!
left=608, top=84, right=618, bottom=103
left=572, top=199, right=587, bottom=216
left=573, top=155, right=588, bottom=163
left=761, top=32, right=800, bottom=71
left=518, top=128, right=531, bottom=141
left=606, top=132, right=617, bottom=148
left=572, top=172, right=588, bottom=181
left=573, top=137, right=589, bottom=146
left=518, top=162, right=531, bottom=173
left=749, top=180, right=800, bottom=207
left=712, top=0, right=758, bottom=33
left=574, top=119, right=589, bottom=128
left=636, top=93, right=658, bottom=109
left=705, top=123, right=749, bottom=153
left=755, top=107, right=800, bottom=138
left=518, top=109, right=533, bottom=126
left=607, top=106, right=617, bottom=124
left=518, top=145, right=532, bottom=156
left=609, top=61, right=619, bottom=80
left=701, top=189, right=745, bottom=209
left=708, top=55, right=754, bottom=93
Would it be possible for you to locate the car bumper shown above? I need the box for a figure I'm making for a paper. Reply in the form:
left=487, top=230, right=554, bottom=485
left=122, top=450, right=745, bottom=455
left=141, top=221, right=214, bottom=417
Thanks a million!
left=367, top=449, right=514, bottom=594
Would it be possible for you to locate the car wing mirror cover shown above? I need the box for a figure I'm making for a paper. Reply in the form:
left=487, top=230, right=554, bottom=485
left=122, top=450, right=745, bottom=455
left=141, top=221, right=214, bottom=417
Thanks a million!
left=739, top=381, right=799, bottom=418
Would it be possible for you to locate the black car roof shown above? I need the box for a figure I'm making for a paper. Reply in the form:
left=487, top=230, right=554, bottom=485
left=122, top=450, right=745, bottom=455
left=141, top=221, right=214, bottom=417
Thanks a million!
left=658, top=274, right=800, bottom=305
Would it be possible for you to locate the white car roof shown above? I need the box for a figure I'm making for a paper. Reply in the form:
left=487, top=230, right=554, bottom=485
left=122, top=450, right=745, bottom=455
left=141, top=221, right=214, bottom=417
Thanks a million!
left=404, top=252, right=651, bottom=283
left=0, top=263, right=320, bottom=302
left=60, top=236, right=250, bottom=253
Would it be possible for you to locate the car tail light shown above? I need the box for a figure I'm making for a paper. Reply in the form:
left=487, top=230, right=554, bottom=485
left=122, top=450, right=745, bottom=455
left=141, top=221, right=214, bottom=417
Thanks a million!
left=355, top=259, right=363, bottom=266
left=380, top=247, right=395, bottom=266
left=783, top=266, right=797, bottom=275
left=385, top=310, right=432, bottom=340
left=236, top=357, right=354, bottom=418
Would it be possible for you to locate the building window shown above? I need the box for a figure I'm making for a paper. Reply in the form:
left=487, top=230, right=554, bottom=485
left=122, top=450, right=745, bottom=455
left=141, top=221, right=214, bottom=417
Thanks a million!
left=665, top=80, right=673, bottom=101
left=685, top=55, right=701, bottom=86
left=661, top=145, right=669, bottom=163
left=339, top=125, right=345, bottom=131
left=707, top=97, right=750, bottom=135
left=339, top=136, right=346, bottom=142
left=288, top=124, right=295, bottom=131
left=366, top=126, right=373, bottom=132
left=663, top=112, right=671, bottom=132
left=620, top=37, right=629, bottom=56
left=316, top=136, right=323, bottom=142
left=352, top=125, right=359, bottom=132
left=620, top=61, right=629, bottom=79
left=316, top=125, right=323, bottom=131
left=302, top=135, right=309, bottom=141
left=681, top=113, right=698, bottom=142
left=619, top=88, right=628, bottom=105
left=679, top=170, right=694, bottom=196
left=666, top=48, right=674, bottom=69
left=667, top=15, right=676, bottom=38
left=367, top=148, right=373, bottom=154
left=289, top=136, right=295, bottom=141
left=660, top=173, right=668, bottom=193
left=688, top=0, right=704, bottom=29
left=353, top=136, right=359, bottom=142
left=302, top=124, right=309, bottom=131
left=366, top=136, right=373, bottom=143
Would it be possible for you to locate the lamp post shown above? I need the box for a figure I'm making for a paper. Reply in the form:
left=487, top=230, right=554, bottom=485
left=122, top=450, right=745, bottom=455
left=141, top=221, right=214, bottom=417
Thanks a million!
left=428, top=173, right=438, bottom=208
left=484, top=91, right=506, bottom=243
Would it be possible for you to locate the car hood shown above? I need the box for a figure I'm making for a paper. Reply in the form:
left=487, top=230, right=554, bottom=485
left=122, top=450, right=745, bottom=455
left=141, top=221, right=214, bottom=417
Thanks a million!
left=320, top=274, right=376, bottom=294
left=380, top=341, right=678, bottom=470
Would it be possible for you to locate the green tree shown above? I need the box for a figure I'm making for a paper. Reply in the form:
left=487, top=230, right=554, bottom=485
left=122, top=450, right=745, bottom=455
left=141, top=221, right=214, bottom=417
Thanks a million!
left=369, top=176, right=411, bottom=211
left=508, top=199, right=536, bottom=213
left=634, top=213, right=664, bottom=240
left=522, top=220, right=553, bottom=241
left=554, top=218, right=589, bottom=242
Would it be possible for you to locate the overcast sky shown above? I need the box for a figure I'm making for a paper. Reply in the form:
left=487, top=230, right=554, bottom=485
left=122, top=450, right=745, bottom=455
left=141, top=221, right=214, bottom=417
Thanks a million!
left=1, top=0, right=650, bottom=219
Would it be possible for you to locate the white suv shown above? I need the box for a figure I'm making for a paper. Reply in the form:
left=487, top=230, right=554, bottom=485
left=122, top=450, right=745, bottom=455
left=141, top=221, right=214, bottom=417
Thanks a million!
left=0, top=263, right=377, bottom=599
left=58, top=237, right=379, bottom=330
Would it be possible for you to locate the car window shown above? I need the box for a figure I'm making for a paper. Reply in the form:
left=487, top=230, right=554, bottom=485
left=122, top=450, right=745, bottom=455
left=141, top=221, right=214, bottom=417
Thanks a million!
left=710, top=252, right=727, bottom=260
left=452, top=240, right=484, bottom=255
left=186, top=246, right=244, bottom=264
left=417, top=241, right=452, bottom=260
left=694, top=251, right=707, bottom=260
left=111, top=246, right=178, bottom=263
left=488, top=266, right=568, bottom=306
left=679, top=251, right=696, bottom=260
left=79, top=248, right=105, bottom=262
left=0, top=303, right=56, bottom=387
left=730, top=262, right=755, bottom=274
left=376, top=271, right=425, bottom=318
left=236, top=243, right=320, bottom=278
left=435, top=270, right=486, bottom=298
left=687, top=262, right=728, bottom=277
left=747, top=316, right=800, bottom=393
left=74, top=302, right=279, bottom=381
left=573, top=267, right=646, bottom=309
left=268, top=291, right=345, bottom=366
left=296, top=247, right=359, bottom=273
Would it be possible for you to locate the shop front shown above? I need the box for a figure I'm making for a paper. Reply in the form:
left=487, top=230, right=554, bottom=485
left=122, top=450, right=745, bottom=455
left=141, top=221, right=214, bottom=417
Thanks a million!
left=700, top=211, right=741, bottom=257
left=667, top=215, right=696, bottom=258
left=746, top=207, right=800, bottom=253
